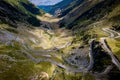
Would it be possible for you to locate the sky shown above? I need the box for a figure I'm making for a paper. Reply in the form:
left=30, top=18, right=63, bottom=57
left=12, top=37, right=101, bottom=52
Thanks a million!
left=29, top=0, right=63, bottom=6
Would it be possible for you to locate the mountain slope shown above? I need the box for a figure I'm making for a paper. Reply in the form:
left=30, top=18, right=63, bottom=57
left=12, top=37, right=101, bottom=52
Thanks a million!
left=60, top=0, right=120, bottom=51
left=60, top=0, right=120, bottom=29
left=0, top=0, right=45, bottom=27
left=38, top=0, right=74, bottom=15
left=60, top=0, right=105, bottom=27
left=0, top=1, right=54, bottom=80
left=0, top=1, right=75, bottom=80
left=58, top=0, right=84, bottom=17
left=1, top=0, right=120, bottom=80
left=58, top=0, right=120, bottom=79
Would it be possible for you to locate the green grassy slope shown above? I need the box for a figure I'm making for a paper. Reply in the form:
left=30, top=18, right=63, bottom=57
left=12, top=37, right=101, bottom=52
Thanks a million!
left=0, top=1, right=77, bottom=80
left=59, top=1, right=120, bottom=79
left=0, top=0, right=45, bottom=27
left=0, top=0, right=120, bottom=80
left=0, top=1, right=50, bottom=80
left=59, top=0, right=120, bottom=43
left=60, top=0, right=105, bottom=27
left=60, top=0, right=120, bottom=63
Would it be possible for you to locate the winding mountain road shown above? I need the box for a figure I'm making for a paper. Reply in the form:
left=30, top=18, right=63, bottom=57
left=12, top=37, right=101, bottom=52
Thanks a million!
left=100, top=28, right=120, bottom=70
left=22, top=39, right=95, bottom=72
left=22, top=26, right=120, bottom=72
left=101, top=38, right=120, bottom=70
left=22, top=49, right=87, bottom=72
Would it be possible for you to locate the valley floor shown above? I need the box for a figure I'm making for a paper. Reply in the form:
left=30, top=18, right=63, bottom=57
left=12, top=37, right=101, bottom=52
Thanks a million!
left=0, top=13, right=120, bottom=80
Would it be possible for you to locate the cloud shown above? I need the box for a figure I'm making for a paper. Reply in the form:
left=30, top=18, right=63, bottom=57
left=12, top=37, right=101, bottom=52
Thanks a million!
left=29, top=0, right=62, bottom=5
